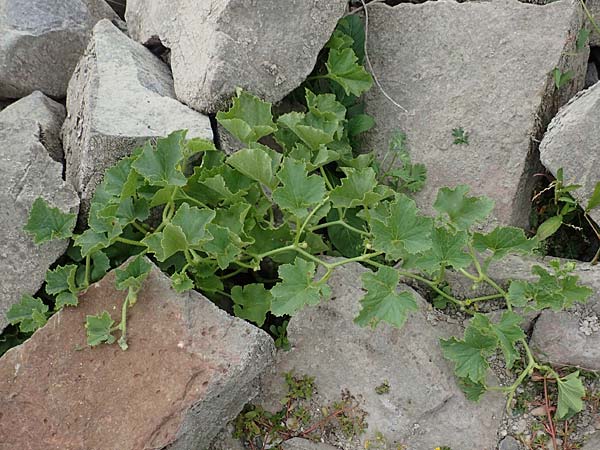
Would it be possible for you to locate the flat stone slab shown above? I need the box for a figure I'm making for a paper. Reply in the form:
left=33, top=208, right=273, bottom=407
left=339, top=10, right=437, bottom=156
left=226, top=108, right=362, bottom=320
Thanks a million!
left=0, top=0, right=117, bottom=98
left=0, top=92, right=79, bottom=331
left=62, top=19, right=213, bottom=218
left=540, top=81, right=600, bottom=225
left=282, top=438, right=339, bottom=450
left=125, top=0, right=348, bottom=113
left=364, top=0, right=587, bottom=228
left=0, top=259, right=274, bottom=450
left=258, top=263, right=504, bottom=450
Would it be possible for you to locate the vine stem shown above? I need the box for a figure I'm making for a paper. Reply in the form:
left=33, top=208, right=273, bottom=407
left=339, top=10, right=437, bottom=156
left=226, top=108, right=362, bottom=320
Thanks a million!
left=115, top=236, right=147, bottom=247
left=309, top=219, right=369, bottom=236
left=84, top=254, right=91, bottom=288
left=295, top=197, right=330, bottom=245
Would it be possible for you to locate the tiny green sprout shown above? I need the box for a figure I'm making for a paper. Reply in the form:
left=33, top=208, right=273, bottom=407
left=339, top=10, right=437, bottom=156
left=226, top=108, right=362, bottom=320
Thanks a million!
left=375, top=380, right=391, bottom=395
left=552, top=67, right=574, bottom=89
left=452, top=127, right=469, bottom=145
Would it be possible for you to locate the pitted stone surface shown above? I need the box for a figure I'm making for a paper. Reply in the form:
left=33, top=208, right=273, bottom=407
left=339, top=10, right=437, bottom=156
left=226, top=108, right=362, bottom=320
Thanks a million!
left=125, top=0, right=348, bottom=113
left=0, top=259, right=275, bottom=449
left=0, top=0, right=117, bottom=98
left=0, top=92, right=78, bottom=331
left=62, top=19, right=213, bottom=218
left=364, top=0, right=587, bottom=229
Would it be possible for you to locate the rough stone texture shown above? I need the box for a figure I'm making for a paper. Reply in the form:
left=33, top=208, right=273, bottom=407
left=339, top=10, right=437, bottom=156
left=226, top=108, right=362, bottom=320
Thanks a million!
left=499, top=436, right=523, bottom=450
left=540, top=80, right=600, bottom=225
left=0, top=259, right=274, bottom=450
left=258, top=263, right=504, bottom=450
left=125, top=0, right=348, bottom=113
left=282, top=438, right=339, bottom=450
left=0, top=91, right=66, bottom=161
left=0, top=93, right=79, bottom=332
left=0, top=0, right=117, bottom=99
left=582, top=431, right=600, bottom=450
left=587, top=0, right=600, bottom=47
left=364, top=0, right=587, bottom=229
left=62, top=19, right=213, bottom=218
left=585, top=62, right=599, bottom=88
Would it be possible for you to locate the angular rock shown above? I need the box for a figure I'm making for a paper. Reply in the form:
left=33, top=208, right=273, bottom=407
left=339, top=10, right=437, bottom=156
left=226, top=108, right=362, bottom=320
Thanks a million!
left=125, top=0, right=348, bottom=113
left=62, top=19, right=213, bottom=217
left=499, top=436, right=523, bottom=450
left=258, top=264, right=504, bottom=450
left=0, top=259, right=274, bottom=449
left=587, top=1, right=600, bottom=47
left=364, top=0, right=587, bottom=228
left=282, top=438, right=339, bottom=450
left=540, top=81, right=600, bottom=225
left=0, top=93, right=79, bottom=331
left=585, top=62, right=599, bottom=89
left=1, top=91, right=66, bottom=161
left=582, top=431, right=600, bottom=450
left=0, top=0, right=117, bottom=99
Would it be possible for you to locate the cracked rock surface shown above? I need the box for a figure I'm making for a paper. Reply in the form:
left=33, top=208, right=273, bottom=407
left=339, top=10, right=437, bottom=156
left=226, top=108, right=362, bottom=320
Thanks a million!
left=0, top=259, right=275, bottom=449
left=0, top=92, right=79, bottom=331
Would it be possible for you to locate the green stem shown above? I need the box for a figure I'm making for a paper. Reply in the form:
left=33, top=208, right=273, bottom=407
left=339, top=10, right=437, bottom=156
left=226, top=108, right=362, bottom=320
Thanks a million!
left=464, top=293, right=505, bottom=306
left=319, top=167, right=334, bottom=191
left=220, top=268, right=246, bottom=280
left=183, top=249, right=194, bottom=266
left=295, top=198, right=330, bottom=245
left=115, top=237, right=147, bottom=247
left=178, top=191, right=209, bottom=209
left=84, top=254, right=91, bottom=288
left=307, top=74, right=329, bottom=81
left=118, top=290, right=132, bottom=351
left=309, top=220, right=369, bottom=236
left=131, top=221, right=149, bottom=235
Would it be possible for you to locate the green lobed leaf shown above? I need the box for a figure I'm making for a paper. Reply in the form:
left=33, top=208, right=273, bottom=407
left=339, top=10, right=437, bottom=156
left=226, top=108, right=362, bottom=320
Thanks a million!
left=232, top=284, right=273, bottom=327
left=471, top=311, right=525, bottom=369
left=277, top=111, right=337, bottom=151
left=6, top=295, right=49, bottom=333
left=114, top=256, right=152, bottom=292
left=160, top=224, right=189, bottom=261
left=216, top=90, right=277, bottom=144
left=335, top=14, right=366, bottom=63
left=226, top=144, right=281, bottom=189
left=170, top=271, right=194, bottom=293
left=433, top=185, right=494, bottom=230
left=131, top=131, right=187, bottom=187
left=556, top=371, right=585, bottom=419
left=45, top=264, right=78, bottom=295
left=272, top=158, right=326, bottom=219
left=458, top=378, right=487, bottom=402
left=270, top=258, right=326, bottom=316
left=371, top=194, right=433, bottom=260
left=473, top=226, right=538, bottom=260
left=406, top=227, right=471, bottom=275
left=24, top=197, right=76, bottom=244
left=354, top=266, right=418, bottom=329
left=90, top=250, right=111, bottom=282
left=329, top=167, right=383, bottom=209
left=203, top=224, right=244, bottom=269
left=327, top=207, right=366, bottom=258
left=74, top=229, right=111, bottom=257
left=85, top=311, right=116, bottom=346
left=55, top=291, right=78, bottom=309
left=325, top=48, right=373, bottom=97
left=347, top=114, right=375, bottom=137
left=171, top=203, right=215, bottom=247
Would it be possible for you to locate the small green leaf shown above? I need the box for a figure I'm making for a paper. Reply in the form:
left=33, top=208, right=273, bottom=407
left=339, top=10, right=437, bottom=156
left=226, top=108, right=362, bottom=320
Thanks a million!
left=452, top=127, right=469, bottom=145
left=458, top=378, right=487, bottom=402
left=24, top=197, right=76, bottom=244
left=55, top=291, right=79, bottom=309
left=325, top=48, right=373, bottom=97
left=434, top=185, right=494, bottom=230
left=90, top=250, right=111, bottom=282
left=272, top=158, right=326, bottom=219
left=277, top=111, right=337, bottom=151
left=556, top=372, right=585, bottom=419
left=473, top=226, right=538, bottom=260
left=131, top=131, right=187, bottom=187
left=354, top=266, right=418, bottom=329
left=6, top=295, right=49, bottom=333
left=45, top=264, right=78, bottom=295
left=114, top=256, right=152, bottom=291
left=74, top=229, right=111, bottom=257
left=471, top=312, right=525, bottom=369
left=232, top=284, right=273, bottom=327
left=553, top=67, right=574, bottom=89
left=535, top=215, right=563, bottom=241
left=271, top=258, right=324, bottom=316
left=329, top=167, right=383, bottom=208
left=160, top=223, right=189, bottom=261
left=586, top=181, right=600, bottom=212
left=85, top=311, right=116, bottom=346
left=336, top=14, right=366, bottom=63
left=216, top=90, right=276, bottom=144
left=347, top=113, right=375, bottom=137
left=408, top=227, right=471, bottom=274
left=227, top=144, right=281, bottom=189
left=577, top=28, right=591, bottom=51
left=171, top=271, right=194, bottom=293
left=371, top=194, right=433, bottom=260
left=203, top=224, right=244, bottom=269
left=171, top=203, right=215, bottom=247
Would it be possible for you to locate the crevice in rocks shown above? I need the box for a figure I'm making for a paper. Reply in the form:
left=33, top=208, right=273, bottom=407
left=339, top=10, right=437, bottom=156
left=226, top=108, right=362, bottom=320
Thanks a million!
left=145, top=36, right=171, bottom=66
left=105, top=0, right=126, bottom=19
left=209, top=114, right=222, bottom=151
left=359, top=0, right=555, bottom=5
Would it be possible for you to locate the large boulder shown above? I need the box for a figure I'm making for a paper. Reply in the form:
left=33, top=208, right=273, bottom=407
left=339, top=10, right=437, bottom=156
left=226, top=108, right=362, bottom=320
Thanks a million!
left=0, top=259, right=275, bottom=449
left=0, top=92, right=79, bottom=331
left=0, top=0, right=117, bottom=99
left=258, top=264, right=504, bottom=450
left=539, top=81, right=600, bottom=225
left=62, top=19, right=213, bottom=218
left=125, top=0, right=348, bottom=113
left=364, top=0, right=587, bottom=229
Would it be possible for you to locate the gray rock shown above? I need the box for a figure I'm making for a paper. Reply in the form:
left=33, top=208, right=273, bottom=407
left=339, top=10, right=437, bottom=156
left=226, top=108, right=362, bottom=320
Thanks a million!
left=540, top=80, right=600, bottom=226
left=499, top=435, right=523, bottom=450
left=585, top=62, right=599, bottom=88
left=0, top=93, right=79, bottom=331
left=587, top=0, right=600, bottom=47
left=62, top=19, right=213, bottom=219
left=282, top=438, right=339, bottom=450
left=125, top=0, right=348, bottom=113
left=0, top=259, right=275, bottom=449
left=582, top=431, right=600, bottom=450
left=0, top=91, right=66, bottom=161
left=258, top=263, right=504, bottom=450
left=0, top=0, right=117, bottom=99
left=364, top=0, right=587, bottom=229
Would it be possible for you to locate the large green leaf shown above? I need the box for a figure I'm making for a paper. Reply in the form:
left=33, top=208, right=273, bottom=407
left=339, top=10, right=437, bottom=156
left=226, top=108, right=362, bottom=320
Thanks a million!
left=354, top=266, right=418, bottom=329
left=216, top=90, right=276, bottom=144
left=433, top=185, right=494, bottom=230
left=407, top=227, right=471, bottom=274
left=45, top=264, right=78, bottom=295
left=226, top=144, right=281, bottom=189
left=325, top=48, right=373, bottom=97
left=556, top=372, right=585, bottom=419
left=131, top=131, right=187, bottom=187
left=114, top=256, right=152, bottom=291
left=232, top=284, right=273, bottom=327
left=336, top=14, right=366, bottom=63
left=473, top=226, right=537, bottom=260
left=270, top=258, right=326, bottom=316
left=203, top=224, right=244, bottom=269
left=24, top=197, right=76, bottom=244
left=277, top=111, right=337, bottom=151
left=329, top=167, right=383, bottom=209
left=6, top=295, right=49, bottom=333
left=171, top=203, right=215, bottom=247
left=272, top=158, right=326, bottom=219
left=471, top=312, right=525, bottom=369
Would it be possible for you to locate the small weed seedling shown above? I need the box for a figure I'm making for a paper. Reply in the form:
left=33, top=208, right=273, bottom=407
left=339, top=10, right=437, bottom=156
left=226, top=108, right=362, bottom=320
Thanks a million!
left=452, top=127, right=469, bottom=145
